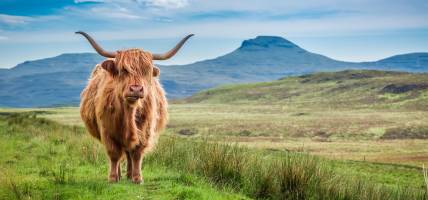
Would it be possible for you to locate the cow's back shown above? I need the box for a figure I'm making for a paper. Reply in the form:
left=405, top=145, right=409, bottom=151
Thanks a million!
left=80, top=65, right=103, bottom=140
left=153, top=79, right=168, bottom=133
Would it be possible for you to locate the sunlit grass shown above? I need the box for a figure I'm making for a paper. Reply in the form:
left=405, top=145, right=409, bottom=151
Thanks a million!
left=0, top=112, right=248, bottom=200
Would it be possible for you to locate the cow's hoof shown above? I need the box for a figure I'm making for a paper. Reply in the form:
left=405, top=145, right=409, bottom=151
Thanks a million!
left=108, top=175, right=119, bottom=183
left=126, top=173, right=132, bottom=180
left=132, top=176, right=143, bottom=184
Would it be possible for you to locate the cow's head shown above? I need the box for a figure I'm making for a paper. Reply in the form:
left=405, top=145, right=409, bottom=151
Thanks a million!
left=76, top=31, right=193, bottom=105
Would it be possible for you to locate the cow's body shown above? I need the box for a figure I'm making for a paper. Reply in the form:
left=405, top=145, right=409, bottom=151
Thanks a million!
left=79, top=50, right=168, bottom=183
left=80, top=63, right=167, bottom=152
left=76, top=32, right=192, bottom=184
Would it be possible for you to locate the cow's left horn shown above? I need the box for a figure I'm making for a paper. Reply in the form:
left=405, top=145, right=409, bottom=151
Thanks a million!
left=75, top=31, right=117, bottom=58
left=152, top=34, right=194, bottom=60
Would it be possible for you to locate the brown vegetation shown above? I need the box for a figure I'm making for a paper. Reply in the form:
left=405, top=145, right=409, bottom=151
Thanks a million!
left=381, top=83, right=428, bottom=94
left=380, top=126, right=428, bottom=139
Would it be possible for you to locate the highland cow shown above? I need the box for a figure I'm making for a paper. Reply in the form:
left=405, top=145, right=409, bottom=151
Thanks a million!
left=77, top=31, right=193, bottom=183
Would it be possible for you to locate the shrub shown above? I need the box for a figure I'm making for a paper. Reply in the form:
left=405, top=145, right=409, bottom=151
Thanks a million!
left=381, top=126, right=428, bottom=139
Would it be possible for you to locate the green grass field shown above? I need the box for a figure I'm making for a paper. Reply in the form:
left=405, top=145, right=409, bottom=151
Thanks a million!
left=1, top=70, right=427, bottom=199
left=0, top=112, right=249, bottom=200
left=0, top=112, right=426, bottom=200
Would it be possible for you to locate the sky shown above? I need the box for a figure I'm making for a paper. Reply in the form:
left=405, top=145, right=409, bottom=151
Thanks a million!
left=0, top=0, right=427, bottom=68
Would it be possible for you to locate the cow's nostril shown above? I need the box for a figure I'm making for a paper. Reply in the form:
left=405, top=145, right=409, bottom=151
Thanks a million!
left=130, top=85, right=143, bottom=93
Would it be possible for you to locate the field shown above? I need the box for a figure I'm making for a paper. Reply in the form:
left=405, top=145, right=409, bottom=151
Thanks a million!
left=1, top=70, right=428, bottom=199
left=0, top=111, right=426, bottom=200
left=0, top=112, right=249, bottom=200
left=29, top=104, right=428, bottom=167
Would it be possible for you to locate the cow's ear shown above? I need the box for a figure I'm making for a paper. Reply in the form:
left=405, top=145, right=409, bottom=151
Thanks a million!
left=153, top=67, right=160, bottom=77
left=101, top=60, right=118, bottom=76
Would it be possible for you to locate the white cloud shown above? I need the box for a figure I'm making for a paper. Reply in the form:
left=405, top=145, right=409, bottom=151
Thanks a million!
left=0, top=14, right=33, bottom=25
left=90, top=6, right=142, bottom=19
left=70, top=0, right=188, bottom=20
left=0, top=14, right=62, bottom=27
left=64, top=4, right=145, bottom=20
left=74, top=0, right=104, bottom=3
left=141, top=0, right=188, bottom=9
left=0, top=36, right=8, bottom=40
left=74, top=0, right=188, bottom=9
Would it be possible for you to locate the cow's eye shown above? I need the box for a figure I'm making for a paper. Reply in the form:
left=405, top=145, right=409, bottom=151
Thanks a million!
left=121, top=69, right=128, bottom=75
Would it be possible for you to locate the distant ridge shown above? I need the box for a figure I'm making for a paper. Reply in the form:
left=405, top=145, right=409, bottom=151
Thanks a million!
left=0, top=36, right=427, bottom=107
left=358, top=52, right=428, bottom=71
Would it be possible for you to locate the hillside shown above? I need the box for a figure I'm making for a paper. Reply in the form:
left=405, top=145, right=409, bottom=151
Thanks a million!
left=185, top=70, right=428, bottom=110
left=0, top=36, right=427, bottom=107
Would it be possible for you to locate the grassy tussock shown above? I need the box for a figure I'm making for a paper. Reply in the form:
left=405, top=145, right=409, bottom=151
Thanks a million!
left=424, top=165, right=428, bottom=194
left=148, top=136, right=427, bottom=200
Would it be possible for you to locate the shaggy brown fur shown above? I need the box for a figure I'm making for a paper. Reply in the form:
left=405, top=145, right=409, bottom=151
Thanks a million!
left=80, top=49, right=167, bottom=183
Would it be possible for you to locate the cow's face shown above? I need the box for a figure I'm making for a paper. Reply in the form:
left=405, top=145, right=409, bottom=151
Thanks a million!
left=101, top=49, right=160, bottom=105
left=76, top=31, right=192, bottom=106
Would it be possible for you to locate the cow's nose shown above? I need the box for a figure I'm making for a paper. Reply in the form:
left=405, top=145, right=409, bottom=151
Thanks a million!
left=130, top=85, right=143, bottom=93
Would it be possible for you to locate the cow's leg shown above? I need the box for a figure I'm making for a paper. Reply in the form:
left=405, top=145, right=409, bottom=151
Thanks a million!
left=126, top=151, right=133, bottom=179
left=105, top=140, right=123, bottom=183
left=129, top=146, right=144, bottom=184
left=107, top=154, right=121, bottom=183
left=118, top=162, right=121, bottom=180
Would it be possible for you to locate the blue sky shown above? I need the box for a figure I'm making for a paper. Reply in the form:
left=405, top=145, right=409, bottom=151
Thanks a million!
left=0, top=0, right=427, bottom=68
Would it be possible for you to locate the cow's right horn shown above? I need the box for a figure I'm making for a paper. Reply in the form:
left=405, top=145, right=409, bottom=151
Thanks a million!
left=76, top=31, right=117, bottom=58
left=152, top=34, right=194, bottom=60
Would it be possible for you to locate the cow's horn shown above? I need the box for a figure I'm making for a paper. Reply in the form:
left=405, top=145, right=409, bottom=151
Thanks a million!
left=75, top=31, right=117, bottom=58
left=152, top=34, right=194, bottom=60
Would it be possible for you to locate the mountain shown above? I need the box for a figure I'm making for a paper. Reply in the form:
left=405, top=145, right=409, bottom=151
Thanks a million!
left=0, top=53, right=104, bottom=107
left=0, top=36, right=427, bottom=107
left=184, top=70, right=428, bottom=110
left=0, top=53, right=103, bottom=78
left=160, top=36, right=427, bottom=98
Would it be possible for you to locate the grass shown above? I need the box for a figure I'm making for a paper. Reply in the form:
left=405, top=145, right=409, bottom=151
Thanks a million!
left=153, top=137, right=428, bottom=200
left=0, top=112, right=248, bottom=200
left=424, top=165, right=428, bottom=194
left=0, top=112, right=426, bottom=200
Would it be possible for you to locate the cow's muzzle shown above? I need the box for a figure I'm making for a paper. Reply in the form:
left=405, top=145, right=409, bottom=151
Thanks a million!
left=125, top=85, right=144, bottom=102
